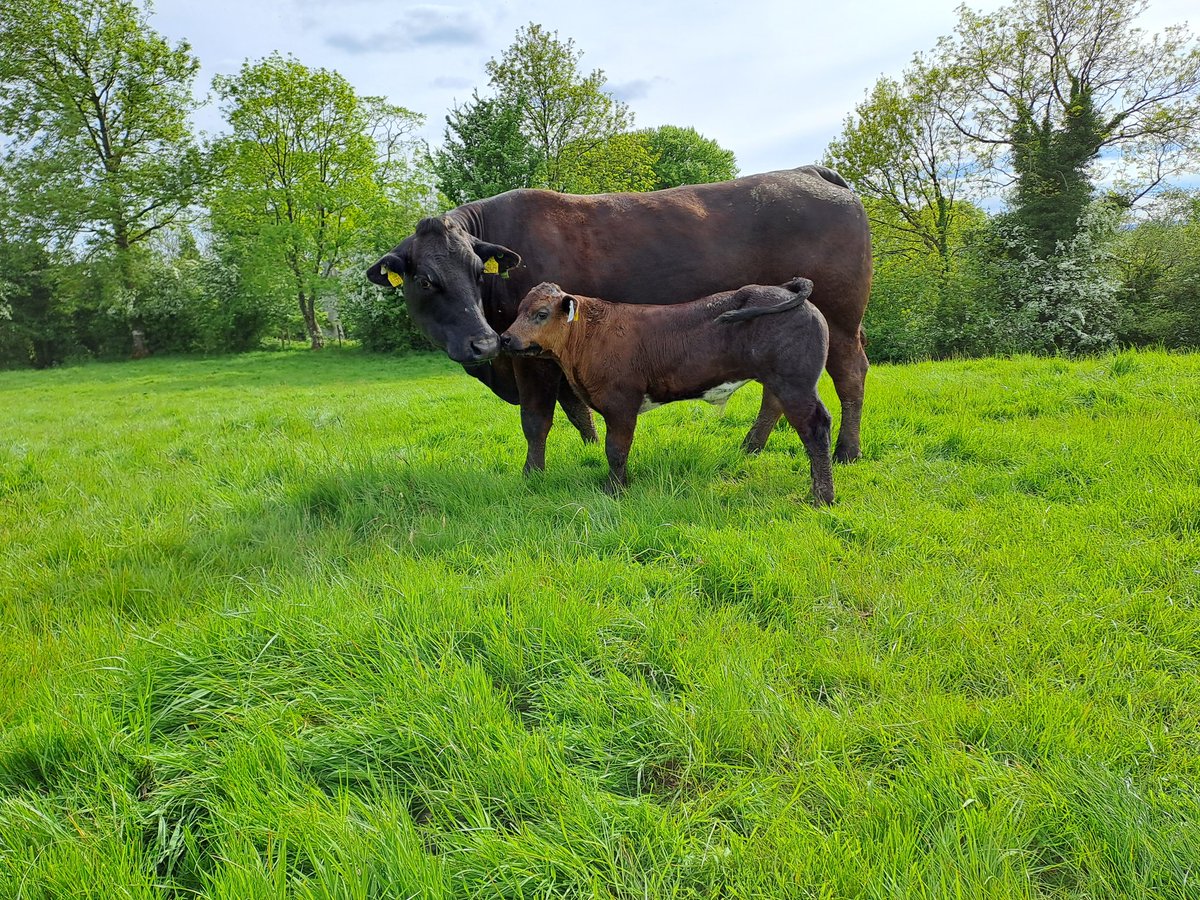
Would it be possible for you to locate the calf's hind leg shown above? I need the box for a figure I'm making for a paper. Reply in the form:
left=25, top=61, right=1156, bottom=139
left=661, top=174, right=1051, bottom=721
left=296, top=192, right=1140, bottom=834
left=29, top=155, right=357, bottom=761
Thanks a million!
left=742, top=388, right=785, bottom=453
left=777, top=390, right=835, bottom=505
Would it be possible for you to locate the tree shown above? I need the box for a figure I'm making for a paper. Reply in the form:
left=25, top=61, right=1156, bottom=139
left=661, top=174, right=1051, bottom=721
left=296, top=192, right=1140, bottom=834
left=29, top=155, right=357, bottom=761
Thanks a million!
left=432, top=91, right=538, bottom=204
left=939, top=0, right=1200, bottom=247
left=485, top=24, right=633, bottom=192
left=555, top=132, right=657, bottom=194
left=825, top=62, right=976, bottom=266
left=639, top=125, right=738, bottom=189
left=210, top=54, right=424, bottom=349
left=0, top=0, right=206, bottom=348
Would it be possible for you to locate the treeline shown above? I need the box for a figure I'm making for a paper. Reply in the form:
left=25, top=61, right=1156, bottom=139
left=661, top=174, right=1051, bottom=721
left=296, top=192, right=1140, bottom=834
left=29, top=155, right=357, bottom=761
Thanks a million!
left=1, top=0, right=1199, bottom=370
left=0, top=8, right=736, bottom=368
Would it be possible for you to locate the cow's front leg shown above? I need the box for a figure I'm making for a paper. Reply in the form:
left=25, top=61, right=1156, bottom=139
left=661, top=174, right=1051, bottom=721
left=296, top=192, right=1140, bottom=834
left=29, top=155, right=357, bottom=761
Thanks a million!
left=601, top=411, right=637, bottom=495
left=514, top=358, right=560, bottom=473
left=557, top=376, right=598, bottom=443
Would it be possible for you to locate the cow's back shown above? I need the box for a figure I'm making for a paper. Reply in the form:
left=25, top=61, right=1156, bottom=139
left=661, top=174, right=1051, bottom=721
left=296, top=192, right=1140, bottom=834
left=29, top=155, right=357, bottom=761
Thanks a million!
left=465, top=167, right=871, bottom=337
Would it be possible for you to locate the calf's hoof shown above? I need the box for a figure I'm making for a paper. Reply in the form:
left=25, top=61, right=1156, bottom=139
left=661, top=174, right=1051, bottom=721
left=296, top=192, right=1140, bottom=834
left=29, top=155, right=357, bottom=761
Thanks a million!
left=602, top=477, right=627, bottom=497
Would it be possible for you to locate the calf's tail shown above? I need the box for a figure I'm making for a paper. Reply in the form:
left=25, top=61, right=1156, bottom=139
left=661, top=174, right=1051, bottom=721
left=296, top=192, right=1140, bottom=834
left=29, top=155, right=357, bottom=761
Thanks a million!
left=716, top=276, right=814, bottom=324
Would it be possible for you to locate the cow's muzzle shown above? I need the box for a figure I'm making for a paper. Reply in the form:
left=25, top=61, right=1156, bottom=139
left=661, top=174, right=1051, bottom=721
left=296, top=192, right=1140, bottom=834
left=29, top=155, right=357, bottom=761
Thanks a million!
left=450, top=332, right=500, bottom=364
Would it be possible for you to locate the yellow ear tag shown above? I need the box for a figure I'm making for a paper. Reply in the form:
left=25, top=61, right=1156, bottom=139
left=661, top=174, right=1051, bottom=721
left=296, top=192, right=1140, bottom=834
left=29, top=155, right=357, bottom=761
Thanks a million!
left=387, top=270, right=403, bottom=288
left=483, top=257, right=500, bottom=275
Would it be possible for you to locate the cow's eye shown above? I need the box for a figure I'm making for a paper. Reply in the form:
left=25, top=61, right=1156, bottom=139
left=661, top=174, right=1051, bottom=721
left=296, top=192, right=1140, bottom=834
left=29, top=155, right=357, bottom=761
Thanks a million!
left=535, top=309, right=549, bottom=323
left=417, top=274, right=434, bottom=291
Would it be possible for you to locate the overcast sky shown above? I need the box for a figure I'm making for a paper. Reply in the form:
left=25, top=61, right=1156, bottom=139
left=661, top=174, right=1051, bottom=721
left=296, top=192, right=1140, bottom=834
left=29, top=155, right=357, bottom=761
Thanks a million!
left=150, top=0, right=1196, bottom=180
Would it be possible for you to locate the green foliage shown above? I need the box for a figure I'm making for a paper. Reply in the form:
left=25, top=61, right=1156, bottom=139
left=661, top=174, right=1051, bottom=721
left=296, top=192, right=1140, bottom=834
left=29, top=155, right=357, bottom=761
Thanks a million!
left=0, top=241, right=73, bottom=369
left=1113, top=191, right=1200, bottom=348
left=638, top=125, right=738, bottom=189
left=3, top=350, right=1200, bottom=895
left=432, top=91, right=538, bottom=204
left=210, top=54, right=427, bottom=349
left=486, top=24, right=635, bottom=193
left=553, top=131, right=657, bottom=194
left=338, top=278, right=433, bottom=353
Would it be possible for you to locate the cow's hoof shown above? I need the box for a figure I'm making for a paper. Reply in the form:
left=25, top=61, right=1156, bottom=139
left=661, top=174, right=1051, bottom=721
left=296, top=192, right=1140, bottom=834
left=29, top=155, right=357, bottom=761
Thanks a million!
left=833, top=446, right=860, bottom=464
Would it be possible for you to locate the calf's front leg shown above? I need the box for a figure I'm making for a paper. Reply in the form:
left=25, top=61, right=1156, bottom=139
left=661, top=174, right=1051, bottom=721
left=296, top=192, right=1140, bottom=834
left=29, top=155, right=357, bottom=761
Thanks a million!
left=601, top=411, right=638, bottom=495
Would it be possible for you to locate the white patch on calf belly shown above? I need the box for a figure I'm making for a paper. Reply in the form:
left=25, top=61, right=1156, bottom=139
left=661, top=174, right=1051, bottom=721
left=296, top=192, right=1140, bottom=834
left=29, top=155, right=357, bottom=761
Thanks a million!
left=638, top=396, right=662, bottom=414
left=701, top=380, right=749, bottom=408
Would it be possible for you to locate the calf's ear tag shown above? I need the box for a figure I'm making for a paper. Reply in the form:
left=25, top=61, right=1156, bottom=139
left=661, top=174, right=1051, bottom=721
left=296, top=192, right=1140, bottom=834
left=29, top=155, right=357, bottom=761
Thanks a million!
left=483, top=257, right=500, bottom=275
left=567, top=298, right=576, bottom=323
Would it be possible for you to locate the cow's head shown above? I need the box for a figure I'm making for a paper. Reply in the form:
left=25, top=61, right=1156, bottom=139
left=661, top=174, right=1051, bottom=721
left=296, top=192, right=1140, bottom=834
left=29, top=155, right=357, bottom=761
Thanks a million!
left=366, top=216, right=520, bottom=364
left=499, top=282, right=578, bottom=359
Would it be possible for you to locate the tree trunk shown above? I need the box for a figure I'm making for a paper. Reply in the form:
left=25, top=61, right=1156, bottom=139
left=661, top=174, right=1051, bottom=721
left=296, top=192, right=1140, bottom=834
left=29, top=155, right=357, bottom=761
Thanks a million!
left=114, top=222, right=148, bottom=360
left=299, top=292, right=323, bottom=349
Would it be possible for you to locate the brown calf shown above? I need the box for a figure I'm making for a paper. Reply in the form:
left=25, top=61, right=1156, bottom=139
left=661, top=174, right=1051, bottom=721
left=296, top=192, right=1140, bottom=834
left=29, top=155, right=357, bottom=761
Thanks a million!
left=499, top=279, right=835, bottom=504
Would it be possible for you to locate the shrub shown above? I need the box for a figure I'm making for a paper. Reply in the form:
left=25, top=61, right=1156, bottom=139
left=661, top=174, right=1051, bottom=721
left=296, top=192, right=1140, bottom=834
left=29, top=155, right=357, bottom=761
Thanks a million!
left=339, top=281, right=432, bottom=354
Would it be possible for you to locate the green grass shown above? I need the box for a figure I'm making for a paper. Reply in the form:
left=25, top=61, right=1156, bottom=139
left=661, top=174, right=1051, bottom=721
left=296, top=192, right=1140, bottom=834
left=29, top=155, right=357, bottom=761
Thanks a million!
left=1, top=347, right=1198, bottom=898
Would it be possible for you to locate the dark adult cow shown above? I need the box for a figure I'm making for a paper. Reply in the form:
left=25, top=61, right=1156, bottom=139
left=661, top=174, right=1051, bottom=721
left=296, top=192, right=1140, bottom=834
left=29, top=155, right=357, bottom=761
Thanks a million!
left=366, top=165, right=871, bottom=472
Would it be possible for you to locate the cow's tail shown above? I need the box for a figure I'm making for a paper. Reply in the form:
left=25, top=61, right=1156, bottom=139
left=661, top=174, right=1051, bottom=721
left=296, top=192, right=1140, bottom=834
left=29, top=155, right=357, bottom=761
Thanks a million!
left=804, top=164, right=851, bottom=190
left=717, top=277, right=813, bottom=324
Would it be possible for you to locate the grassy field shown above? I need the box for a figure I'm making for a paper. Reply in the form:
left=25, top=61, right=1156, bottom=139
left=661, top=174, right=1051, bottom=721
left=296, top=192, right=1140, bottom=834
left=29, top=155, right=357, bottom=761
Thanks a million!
left=1, top=347, right=1198, bottom=898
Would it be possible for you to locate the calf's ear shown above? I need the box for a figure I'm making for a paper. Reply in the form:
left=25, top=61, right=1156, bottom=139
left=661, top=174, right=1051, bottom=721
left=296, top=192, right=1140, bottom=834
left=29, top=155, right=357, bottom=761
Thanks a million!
left=368, top=251, right=408, bottom=288
left=472, top=238, right=522, bottom=274
left=561, top=294, right=578, bottom=323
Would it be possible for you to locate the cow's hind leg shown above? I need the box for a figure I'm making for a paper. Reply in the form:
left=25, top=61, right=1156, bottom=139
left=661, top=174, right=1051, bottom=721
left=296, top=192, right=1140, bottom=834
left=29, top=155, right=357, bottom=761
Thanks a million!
left=825, top=325, right=868, bottom=463
left=776, top=388, right=835, bottom=505
left=742, top=387, right=785, bottom=454
left=557, top=377, right=598, bottom=443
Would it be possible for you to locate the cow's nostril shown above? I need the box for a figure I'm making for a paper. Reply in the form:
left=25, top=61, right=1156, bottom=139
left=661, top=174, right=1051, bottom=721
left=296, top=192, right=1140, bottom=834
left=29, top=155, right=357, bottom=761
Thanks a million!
left=468, top=334, right=500, bottom=360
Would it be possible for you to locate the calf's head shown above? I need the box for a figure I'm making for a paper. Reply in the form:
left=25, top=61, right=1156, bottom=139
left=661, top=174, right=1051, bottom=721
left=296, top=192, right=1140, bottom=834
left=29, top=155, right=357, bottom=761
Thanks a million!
left=366, top=216, right=520, bottom=364
left=499, top=283, right=580, bottom=359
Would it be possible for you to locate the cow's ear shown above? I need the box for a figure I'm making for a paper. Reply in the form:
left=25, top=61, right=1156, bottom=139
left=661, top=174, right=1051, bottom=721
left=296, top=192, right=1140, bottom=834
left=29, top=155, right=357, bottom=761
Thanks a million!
left=367, top=251, right=408, bottom=288
left=785, top=276, right=814, bottom=299
left=472, top=239, right=521, bottom=275
left=561, top=293, right=578, bottom=323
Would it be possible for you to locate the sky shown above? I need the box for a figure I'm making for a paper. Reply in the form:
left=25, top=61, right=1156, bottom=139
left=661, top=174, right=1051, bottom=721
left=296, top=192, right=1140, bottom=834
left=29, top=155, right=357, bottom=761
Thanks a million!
left=149, top=0, right=1197, bottom=180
